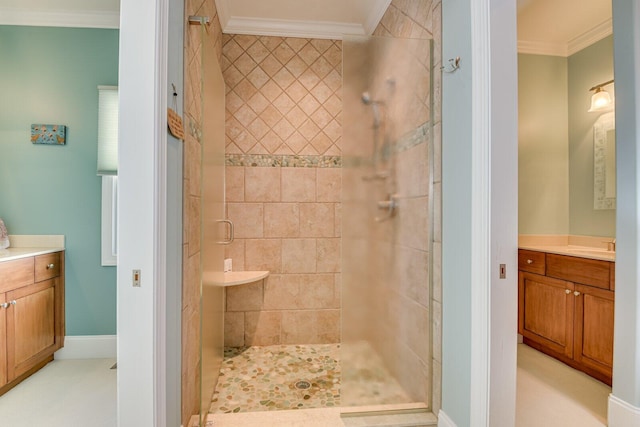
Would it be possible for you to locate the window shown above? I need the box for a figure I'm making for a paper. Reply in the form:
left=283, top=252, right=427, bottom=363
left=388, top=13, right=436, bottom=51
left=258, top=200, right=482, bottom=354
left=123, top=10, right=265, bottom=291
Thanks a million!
left=98, top=85, right=118, bottom=266
left=101, top=175, right=118, bottom=266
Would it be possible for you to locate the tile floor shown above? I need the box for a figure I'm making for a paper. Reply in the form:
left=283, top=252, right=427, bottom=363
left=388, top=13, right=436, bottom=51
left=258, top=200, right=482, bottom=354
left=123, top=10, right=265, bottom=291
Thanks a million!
left=0, top=358, right=116, bottom=427
left=209, top=343, right=414, bottom=414
left=0, top=344, right=612, bottom=427
left=516, top=343, right=610, bottom=427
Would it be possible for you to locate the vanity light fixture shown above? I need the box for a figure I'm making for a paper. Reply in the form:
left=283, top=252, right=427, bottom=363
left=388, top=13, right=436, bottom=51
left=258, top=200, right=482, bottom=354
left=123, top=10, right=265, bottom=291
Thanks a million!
left=588, top=79, right=614, bottom=112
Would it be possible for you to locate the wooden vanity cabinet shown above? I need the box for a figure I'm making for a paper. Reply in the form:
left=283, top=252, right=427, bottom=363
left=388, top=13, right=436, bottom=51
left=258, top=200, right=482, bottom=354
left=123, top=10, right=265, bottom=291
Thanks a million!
left=0, top=251, right=65, bottom=396
left=518, top=249, right=614, bottom=385
left=519, top=272, right=574, bottom=359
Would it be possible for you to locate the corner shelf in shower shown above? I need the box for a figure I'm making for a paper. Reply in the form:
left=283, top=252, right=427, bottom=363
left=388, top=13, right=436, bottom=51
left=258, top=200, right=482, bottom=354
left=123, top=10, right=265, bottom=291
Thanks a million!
left=221, top=270, right=269, bottom=286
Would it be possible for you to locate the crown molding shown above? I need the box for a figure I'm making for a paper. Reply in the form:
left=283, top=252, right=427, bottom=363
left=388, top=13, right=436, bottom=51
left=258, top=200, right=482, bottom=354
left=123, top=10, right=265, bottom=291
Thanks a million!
left=363, top=0, right=392, bottom=35
left=567, top=18, right=612, bottom=55
left=518, top=18, right=613, bottom=57
left=517, top=40, right=567, bottom=57
left=214, top=0, right=231, bottom=30
left=221, top=16, right=365, bottom=40
left=214, top=0, right=388, bottom=39
left=0, top=7, right=119, bottom=29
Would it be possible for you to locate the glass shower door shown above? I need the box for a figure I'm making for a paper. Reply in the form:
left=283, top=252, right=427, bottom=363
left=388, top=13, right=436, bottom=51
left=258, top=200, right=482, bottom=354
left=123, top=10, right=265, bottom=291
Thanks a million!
left=199, top=22, right=226, bottom=427
left=341, top=35, right=434, bottom=410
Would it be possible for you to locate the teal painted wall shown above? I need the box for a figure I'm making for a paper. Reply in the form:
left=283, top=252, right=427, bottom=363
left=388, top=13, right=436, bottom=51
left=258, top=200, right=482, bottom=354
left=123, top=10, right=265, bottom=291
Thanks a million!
left=518, top=36, right=615, bottom=238
left=568, top=35, right=616, bottom=237
left=0, top=26, right=119, bottom=335
left=518, top=54, right=570, bottom=235
left=442, top=0, right=472, bottom=423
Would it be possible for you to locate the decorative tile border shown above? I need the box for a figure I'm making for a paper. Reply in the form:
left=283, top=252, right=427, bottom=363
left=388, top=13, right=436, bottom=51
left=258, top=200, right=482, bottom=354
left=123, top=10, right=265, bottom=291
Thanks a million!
left=225, top=154, right=341, bottom=168
left=397, top=121, right=430, bottom=153
left=223, top=122, right=429, bottom=169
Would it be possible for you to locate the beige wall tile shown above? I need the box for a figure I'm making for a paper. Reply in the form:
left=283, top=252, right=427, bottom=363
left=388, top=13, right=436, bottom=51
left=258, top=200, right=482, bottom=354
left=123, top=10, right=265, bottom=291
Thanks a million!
left=397, top=142, right=429, bottom=198
left=434, top=182, right=442, bottom=243
left=432, top=241, right=442, bottom=303
left=395, top=245, right=429, bottom=308
left=222, top=35, right=343, bottom=155
left=300, top=203, right=334, bottom=237
left=188, top=195, right=201, bottom=256
left=281, top=168, right=316, bottom=202
left=397, top=196, right=429, bottom=251
left=245, top=239, right=282, bottom=273
left=263, top=273, right=335, bottom=310
left=245, top=311, right=282, bottom=345
left=281, top=309, right=340, bottom=344
left=224, top=239, right=245, bottom=272
left=264, top=203, right=300, bottom=238
left=334, top=203, right=341, bottom=237
left=432, top=299, right=442, bottom=363
left=316, top=168, right=341, bottom=202
left=226, top=280, right=264, bottom=312
left=317, top=238, right=341, bottom=273
left=245, top=167, right=281, bottom=202
left=227, top=203, right=264, bottom=238
left=224, top=311, right=245, bottom=347
left=226, top=166, right=245, bottom=201
left=282, top=238, right=317, bottom=273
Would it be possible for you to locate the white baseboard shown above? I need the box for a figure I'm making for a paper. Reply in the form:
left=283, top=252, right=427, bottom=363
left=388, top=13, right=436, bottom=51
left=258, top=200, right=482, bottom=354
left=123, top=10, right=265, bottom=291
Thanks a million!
left=608, top=394, right=640, bottom=426
left=54, top=335, right=117, bottom=359
left=438, top=410, right=457, bottom=427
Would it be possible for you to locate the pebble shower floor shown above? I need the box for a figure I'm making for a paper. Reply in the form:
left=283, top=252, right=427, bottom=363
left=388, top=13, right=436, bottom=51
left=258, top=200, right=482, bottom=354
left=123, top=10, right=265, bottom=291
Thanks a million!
left=209, top=344, right=341, bottom=413
left=209, top=343, right=413, bottom=414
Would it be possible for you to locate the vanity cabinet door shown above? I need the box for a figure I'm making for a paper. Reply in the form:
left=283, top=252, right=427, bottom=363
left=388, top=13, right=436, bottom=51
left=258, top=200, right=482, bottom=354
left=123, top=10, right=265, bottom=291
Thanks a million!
left=0, top=293, right=7, bottom=388
left=6, top=279, right=57, bottom=381
left=573, top=284, right=614, bottom=383
left=519, top=272, right=575, bottom=358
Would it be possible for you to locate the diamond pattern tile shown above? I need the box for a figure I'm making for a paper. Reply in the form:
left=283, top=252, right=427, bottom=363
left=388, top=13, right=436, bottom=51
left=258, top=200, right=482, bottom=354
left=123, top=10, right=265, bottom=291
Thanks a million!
left=222, top=35, right=342, bottom=155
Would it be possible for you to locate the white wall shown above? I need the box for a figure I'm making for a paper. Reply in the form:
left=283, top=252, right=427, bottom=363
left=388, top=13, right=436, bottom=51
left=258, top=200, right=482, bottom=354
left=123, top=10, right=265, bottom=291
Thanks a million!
left=441, top=0, right=518, bottom=425
left=610, top=0, right=640, bottom=424
left=441, top=0, right=473, bottom=422
left=488, top=0, right=518, bottom=425
left=117, top=0, right=167, bottom=424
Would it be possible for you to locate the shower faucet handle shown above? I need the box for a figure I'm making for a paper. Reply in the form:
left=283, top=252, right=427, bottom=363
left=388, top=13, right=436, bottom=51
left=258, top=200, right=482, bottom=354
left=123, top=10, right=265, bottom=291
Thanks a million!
left=375, top=193, right=399, bottom=222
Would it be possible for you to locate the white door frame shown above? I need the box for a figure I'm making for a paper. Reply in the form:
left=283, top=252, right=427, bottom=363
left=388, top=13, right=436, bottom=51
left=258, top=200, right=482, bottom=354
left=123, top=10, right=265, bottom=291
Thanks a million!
left=440, top=0, right=518, bottom=425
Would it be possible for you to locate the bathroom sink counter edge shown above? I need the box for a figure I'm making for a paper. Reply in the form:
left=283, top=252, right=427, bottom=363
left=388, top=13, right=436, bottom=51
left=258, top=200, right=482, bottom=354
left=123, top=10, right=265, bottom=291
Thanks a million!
left=518, top=244, right=615, bottom=262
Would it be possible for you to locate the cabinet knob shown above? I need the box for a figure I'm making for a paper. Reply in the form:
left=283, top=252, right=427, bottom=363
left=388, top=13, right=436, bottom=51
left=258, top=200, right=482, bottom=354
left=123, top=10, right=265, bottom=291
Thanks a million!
left=526, top=259, right=534, bottom=264
left=46, top=263, right=55, bottom=270
left=0, top=302, right=8, bottom=309
left=565, top=289, right=571, bottom=294
left=9, top=300, right=16, bottom=306
left=574, top=291, right=581, bottom=297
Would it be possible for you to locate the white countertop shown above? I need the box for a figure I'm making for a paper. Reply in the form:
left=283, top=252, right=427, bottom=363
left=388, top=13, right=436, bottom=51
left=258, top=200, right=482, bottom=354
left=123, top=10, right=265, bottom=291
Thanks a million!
left=0, top=247, right=65, bottom=262
left=0, top=235, right=65, bottom=263
left=202, top=270, right=270, bottom=287
left=519, top=245, right=615, bottom=262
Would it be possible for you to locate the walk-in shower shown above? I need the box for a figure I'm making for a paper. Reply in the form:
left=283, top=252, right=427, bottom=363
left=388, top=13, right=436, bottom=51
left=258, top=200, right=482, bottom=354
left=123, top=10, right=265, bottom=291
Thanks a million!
left=194, top=25, right=437, bottom=423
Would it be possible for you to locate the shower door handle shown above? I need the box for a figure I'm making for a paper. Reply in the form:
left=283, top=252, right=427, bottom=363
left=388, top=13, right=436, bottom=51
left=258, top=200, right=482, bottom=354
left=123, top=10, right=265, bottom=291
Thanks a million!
left=216, top=219, right=234, bottom=245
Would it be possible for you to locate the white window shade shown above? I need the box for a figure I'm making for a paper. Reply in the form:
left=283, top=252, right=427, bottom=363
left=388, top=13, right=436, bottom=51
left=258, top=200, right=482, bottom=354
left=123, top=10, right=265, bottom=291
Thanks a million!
left=97, top=85, right=119, bottom=176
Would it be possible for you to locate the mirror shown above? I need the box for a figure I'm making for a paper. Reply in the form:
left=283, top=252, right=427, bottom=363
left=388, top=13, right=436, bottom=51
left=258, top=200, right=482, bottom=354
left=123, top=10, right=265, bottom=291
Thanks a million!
left=594, top=111, right=616, bottom=209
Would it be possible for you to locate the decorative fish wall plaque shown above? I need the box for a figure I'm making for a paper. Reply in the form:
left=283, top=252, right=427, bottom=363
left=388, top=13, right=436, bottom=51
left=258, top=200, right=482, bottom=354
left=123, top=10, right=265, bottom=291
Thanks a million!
left=31, top=124, right=67, bottom=145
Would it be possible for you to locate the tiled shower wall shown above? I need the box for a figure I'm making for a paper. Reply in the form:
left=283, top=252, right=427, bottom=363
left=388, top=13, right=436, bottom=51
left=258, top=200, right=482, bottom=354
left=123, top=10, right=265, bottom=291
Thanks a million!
left=221, top=34, right=343, bottom=347
left=182, top=0, right=223, bottom=425
left=374, top=0, right=443, bottom=414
